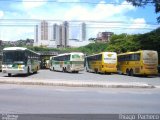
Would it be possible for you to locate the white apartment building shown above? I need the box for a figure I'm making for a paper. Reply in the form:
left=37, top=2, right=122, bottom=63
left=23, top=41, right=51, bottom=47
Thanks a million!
left=34, top=20, right=53, bottom=47
left=34, top=20, right=69, bottom=48
left=79, top=22, right=86, bottom=41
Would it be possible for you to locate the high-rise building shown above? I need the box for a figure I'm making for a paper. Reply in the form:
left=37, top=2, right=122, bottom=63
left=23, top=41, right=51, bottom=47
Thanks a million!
left=34, top=20, right=53, bottom=47
left=61, top=21, right=69, bottom=47
left=52, top=23, right=60, bottom=46
left=35, top=25, right=38, bottom=43
left=34, top=20, right=69, bottom=48
left=34, top=20, right=50, bottom=47
left=80, top=22, right=86, bottom=41
left=41, top=20, right=48, bottom=40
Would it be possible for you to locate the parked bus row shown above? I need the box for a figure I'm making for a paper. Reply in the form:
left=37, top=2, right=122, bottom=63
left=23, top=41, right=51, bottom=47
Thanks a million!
left=0, top=47, right=159, bottom=77
left=49, top=50, right=159, bottom=76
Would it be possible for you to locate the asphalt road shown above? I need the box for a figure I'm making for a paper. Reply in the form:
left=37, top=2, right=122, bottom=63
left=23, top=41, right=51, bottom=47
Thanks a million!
left=0, top=84, right=160, bottom=114
left=0, top=69, right=160, bottom=86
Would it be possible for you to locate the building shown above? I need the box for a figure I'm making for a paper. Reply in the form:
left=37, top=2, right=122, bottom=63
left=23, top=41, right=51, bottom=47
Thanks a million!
left=34, top=20, right=54, bottom=47
left=41, top=20, right=48, bottom=40
left=52, top=21, right=69, bottom=48
left=34, top=20, right=69, bottom=48
left=79, top=22, right=86, bottom=41
left=97, top=32, right=113, bottom=42
left=62, top=21, right=69, bottom=47
left=52, top=24, right=59, bottom=44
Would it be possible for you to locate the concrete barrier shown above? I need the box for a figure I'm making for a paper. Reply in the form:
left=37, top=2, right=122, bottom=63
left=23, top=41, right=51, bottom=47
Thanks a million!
left=0, top=78, right=155, bottom=88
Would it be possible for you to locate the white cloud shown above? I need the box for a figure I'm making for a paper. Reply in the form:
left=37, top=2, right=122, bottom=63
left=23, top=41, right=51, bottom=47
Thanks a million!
left=129, top=18, right=147, bottom=29
left=0, top=27, right=34, bottom=41
left=64, top=1, right=135, bottom=21
left=0, top=11, right=4, bottom=18
left=22, top=0, right=47, bottom=9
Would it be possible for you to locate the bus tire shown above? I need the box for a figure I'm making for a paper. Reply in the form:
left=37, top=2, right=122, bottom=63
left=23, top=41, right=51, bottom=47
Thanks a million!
left=130, top=69, right=134, bottom=76
left=8, top=73, right=12, bottom=77
left=75, top=71, right=79, bottom=73
left=27, top=67, right=30, bottom=76
left=63, top=68, right=66, bottom=72
left=126, top=69, right=130, bottom=76
left=86, top=67, right=89, bottom=72
left=52, top=67, right=54, bottom=71
left=34, top=67, right=38, bottom=74
left=95, top=69, right=98, bottom=73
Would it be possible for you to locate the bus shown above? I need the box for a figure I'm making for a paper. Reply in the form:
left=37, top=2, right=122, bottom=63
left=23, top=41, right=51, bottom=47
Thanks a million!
left=2, top=47, right=40, bottom=76
left=50, top=52, right=84, bottom=73
left=85, top=52, right=117, bottom=74
left=117, top=50, right=158, bottom=76
left=0, top=53, right=2, bottom=72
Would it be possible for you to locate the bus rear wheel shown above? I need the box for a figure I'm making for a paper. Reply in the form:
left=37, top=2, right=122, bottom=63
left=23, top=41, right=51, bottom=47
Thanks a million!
left=8, top=73, right=12, bottom=77
left=126, top=69, right=130, bottom=76
left=130, top=69, right=134, bottom=76
left=95, top=68, right=98, bottom=74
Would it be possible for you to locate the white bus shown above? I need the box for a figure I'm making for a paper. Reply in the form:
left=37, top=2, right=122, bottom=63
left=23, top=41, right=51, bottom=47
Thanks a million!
left=0, top=53, right=2, bottom=71
left=2, top=47, right=40, bottom=76
left=50, top=52, right=84, bottom=73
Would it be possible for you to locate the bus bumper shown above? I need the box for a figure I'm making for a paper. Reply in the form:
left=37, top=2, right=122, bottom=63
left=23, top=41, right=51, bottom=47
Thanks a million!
left=70, top=67, right=84, bottom=72
left=140, top=69, right=158, bottom=75
left=101, top=68, right=117, bottom=73
left=2, top=69, right=27, bottom=74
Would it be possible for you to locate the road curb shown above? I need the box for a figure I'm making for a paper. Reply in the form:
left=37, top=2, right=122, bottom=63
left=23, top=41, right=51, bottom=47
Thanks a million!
left=0, top=78, right=155, bottom=88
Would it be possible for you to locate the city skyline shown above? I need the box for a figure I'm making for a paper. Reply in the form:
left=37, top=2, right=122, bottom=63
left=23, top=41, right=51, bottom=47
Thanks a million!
left=0, top=0, right=159, bottom=42
left=34, top=20, right=87, bottom=48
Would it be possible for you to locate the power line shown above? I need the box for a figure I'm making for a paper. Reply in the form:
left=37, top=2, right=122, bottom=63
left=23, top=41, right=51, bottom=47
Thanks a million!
left=0, top=19, right=159, bottom=25
left=0, top=24, right=157, bottom=30
left=0, top=0, right=155, bottom=6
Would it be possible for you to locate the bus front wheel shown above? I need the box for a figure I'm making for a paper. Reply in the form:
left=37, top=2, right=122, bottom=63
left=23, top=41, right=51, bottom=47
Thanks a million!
left=27, top=67, right=30, bottom=76
left=63, top=68, right=66, bottom=72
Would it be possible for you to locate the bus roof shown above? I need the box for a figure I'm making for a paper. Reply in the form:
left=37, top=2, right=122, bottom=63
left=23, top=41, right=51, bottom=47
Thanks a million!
left=86, top=52, right=117, bottom=58
left=118, top=50, right=157, bottom=56
left=3, top=47, right=39, bottom=55
left=3, top=47, right=27, bottom=51
left=56, top=52, right=84, bottom=57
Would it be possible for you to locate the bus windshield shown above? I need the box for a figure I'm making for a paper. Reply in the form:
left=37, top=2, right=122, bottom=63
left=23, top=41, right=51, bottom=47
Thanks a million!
left=143, top=51, right=158, bottom=64
left=3, top=51, right=26, bottom=64
left=103, top=52, right=117, bottom=63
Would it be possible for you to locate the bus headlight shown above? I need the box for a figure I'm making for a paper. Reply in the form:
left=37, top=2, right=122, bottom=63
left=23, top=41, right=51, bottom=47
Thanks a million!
left=2, top=65, right=6, bottom=68
left=18, top=65, right=25, bottom=69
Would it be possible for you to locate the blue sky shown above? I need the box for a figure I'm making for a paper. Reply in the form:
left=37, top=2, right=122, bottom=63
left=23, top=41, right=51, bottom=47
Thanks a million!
left=0, top=0, right=159, bottom=41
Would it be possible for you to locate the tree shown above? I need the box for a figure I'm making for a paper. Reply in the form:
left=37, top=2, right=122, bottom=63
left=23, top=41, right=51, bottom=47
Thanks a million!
left=126, top=0, right=160, bottom=23
left=107, top=34, right=140, bottom=53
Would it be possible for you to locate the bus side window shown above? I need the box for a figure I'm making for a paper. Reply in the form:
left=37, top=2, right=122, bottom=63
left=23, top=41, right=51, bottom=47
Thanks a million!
left=135, top=53, right=140, bottom=61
